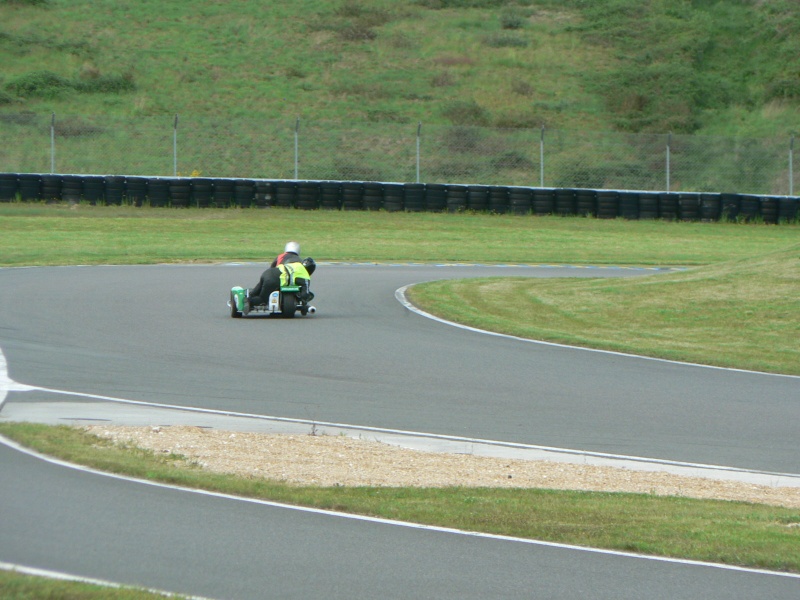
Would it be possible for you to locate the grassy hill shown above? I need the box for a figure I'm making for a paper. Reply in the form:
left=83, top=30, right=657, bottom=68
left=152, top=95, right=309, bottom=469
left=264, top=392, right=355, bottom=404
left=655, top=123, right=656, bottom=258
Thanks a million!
left=1, top=0, right=799, bottom=138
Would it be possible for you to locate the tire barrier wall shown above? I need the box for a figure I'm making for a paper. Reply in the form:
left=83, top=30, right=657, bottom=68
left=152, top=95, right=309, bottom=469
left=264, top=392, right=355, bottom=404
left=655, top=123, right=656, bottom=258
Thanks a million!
left=0, top=173, right=798, bottom=223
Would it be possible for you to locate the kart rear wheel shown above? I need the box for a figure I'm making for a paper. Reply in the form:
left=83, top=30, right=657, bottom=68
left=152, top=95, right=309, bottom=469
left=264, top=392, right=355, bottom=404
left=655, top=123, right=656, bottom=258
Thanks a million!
left=230, top=292, right=242, bottom=318
left=280, top=293, right=297, bottom=318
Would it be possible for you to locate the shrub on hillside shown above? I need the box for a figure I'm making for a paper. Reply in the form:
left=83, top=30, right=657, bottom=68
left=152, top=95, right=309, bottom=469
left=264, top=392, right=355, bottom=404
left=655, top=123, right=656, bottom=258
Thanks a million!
left=53, top=116, right=105, bottom=137
left=441, top=125, right=485, bottom=152
left=765, top=76, right=800, bottom=101
left=415, top=0, right=521, bottom=8
left=74, top=73, right=136, bottom=94
left=483, top=33, right=529, bottom=48
left=334, top=1, right=394, bottom=27
left=442, top=100, right=490, bottom=126
left=7, top=70, right=71, bottom=99
left=336, top=23, right=377, bottom=42
left=500, top=7, right=528, bottom=30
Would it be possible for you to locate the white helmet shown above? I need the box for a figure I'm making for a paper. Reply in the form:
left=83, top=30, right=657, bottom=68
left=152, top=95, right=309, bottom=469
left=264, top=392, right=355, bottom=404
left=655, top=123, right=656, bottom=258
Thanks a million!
left=284, top=241, right=300, bottom=254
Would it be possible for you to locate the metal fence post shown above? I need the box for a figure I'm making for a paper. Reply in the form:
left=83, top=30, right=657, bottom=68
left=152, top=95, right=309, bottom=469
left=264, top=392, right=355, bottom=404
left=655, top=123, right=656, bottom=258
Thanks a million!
left=666, top=132, right=672, bottom=192
left=790, top=134, right=795, bottom=196
left=416, top=122, right=421, bottom=183
left=50, top=112, right=56, bottom=174
left=294, top=117, right=300, bottom=180
left=539, top=125, right=545, bottom=187
left=173, top=114, right=179, bottom=176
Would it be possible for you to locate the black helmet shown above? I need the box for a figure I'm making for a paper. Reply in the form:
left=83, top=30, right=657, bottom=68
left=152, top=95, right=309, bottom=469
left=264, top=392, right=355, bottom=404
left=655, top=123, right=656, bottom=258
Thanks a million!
left=302, top=257, right=316, bottom=275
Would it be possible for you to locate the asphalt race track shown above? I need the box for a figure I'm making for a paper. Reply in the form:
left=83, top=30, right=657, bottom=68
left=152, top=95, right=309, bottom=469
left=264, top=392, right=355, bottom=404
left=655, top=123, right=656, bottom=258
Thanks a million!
left=1, top=263, right=799, bottom=599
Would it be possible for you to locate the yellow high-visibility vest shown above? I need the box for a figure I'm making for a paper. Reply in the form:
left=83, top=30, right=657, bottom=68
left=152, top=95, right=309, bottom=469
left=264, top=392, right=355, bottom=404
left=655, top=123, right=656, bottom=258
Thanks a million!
left=278, top=262, right=310, bottom=286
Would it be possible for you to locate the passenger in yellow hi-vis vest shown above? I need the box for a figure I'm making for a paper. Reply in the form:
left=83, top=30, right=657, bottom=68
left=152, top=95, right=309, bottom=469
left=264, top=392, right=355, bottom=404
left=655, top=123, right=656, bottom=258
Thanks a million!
left=245, top=256, right=316, bottom=314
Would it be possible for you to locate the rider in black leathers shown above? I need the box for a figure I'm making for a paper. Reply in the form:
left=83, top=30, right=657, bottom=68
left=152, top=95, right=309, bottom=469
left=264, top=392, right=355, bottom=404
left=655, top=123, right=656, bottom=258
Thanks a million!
left=244, top=253, right=317, bottom=314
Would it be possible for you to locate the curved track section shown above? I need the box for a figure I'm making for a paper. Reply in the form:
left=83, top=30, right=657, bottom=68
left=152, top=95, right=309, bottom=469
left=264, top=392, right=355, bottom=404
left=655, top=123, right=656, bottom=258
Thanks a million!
left=1, top=263, right=799, bottom=599
left=2, top=264, right=796, bottom=472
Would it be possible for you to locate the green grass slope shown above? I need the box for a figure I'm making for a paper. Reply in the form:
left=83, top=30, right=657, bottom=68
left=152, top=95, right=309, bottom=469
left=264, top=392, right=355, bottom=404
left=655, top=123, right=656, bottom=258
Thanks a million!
left=1, top=0, right=799, bottom=137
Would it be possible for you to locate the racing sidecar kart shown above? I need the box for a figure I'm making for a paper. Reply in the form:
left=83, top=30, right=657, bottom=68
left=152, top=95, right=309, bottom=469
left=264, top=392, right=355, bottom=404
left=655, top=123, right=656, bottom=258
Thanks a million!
left=228, top=285, right=316, bottom=318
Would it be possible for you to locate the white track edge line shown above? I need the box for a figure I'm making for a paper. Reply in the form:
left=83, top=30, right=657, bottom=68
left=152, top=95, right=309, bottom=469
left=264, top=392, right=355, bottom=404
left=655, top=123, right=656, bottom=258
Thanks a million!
left=1, top=432, right=797, bottom=580
left=0, top=561, right=214, bottom=599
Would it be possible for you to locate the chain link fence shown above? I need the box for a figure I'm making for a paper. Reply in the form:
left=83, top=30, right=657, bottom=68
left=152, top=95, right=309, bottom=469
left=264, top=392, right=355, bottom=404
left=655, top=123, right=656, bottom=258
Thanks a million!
left=0, top=113, right=796, bottom=195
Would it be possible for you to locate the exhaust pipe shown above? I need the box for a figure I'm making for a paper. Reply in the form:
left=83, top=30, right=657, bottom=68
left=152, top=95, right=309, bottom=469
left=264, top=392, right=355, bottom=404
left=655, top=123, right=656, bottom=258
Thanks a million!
left=308, top=306, right=316, bottom=314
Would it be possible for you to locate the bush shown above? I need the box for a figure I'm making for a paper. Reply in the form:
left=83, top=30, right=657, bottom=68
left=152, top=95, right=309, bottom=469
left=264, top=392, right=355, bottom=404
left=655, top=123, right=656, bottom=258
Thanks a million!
left=765, top=76, right=800, bottom=101
left=489, top=151, right=535, bottom=171
left=331, top=159, right=380, bottom=181
left=74, top=73, right=136, bottom=94
left=442, top=99, right=490, bottom=126
left=53, top=116, right=105, bottom=137
left=594, top=62, right=708, bottom=133
left=335, top=23, right=378, bottom=42
left=483, top=33, right=529, bottom=48
left=334, top=2, right=394, bottom=27
left=415, top=0, right=520, bottom=8
left=0, top=89, right=15, bottom=105
left=6, top=70, right=71, bottom=99
left=441, top=126, right=485, bottom=152
left=500, top=8, right=528, bottom=30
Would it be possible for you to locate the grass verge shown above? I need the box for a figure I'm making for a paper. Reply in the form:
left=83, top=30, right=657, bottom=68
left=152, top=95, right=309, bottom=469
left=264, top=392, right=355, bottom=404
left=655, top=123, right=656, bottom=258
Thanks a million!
left=0, top=568, right=183, bottom=600
left=1, top=422, right=799, bottom=576
left=408, top=244, right=800, bottom=375
left=1, top=203, right=798, bottom=267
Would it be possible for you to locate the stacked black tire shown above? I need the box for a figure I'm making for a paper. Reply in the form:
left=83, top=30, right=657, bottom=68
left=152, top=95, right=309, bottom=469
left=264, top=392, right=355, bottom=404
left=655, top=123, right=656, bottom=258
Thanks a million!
left=362, top=182, right=383, bottom=211
left=575, top=190, right=596, bottom=217
left=40, top=175, right=62, bottom=202
left=319, top=181, right=342, bottom=210
left=0, top=173, right=17, bottom=201
left=213, top=179, right=236, bottom=207
left=618, top=192, right=639, bottom=219
left=555, top=189, right=576, bottom=216
left=779, top=196, right=799, bottom=221
left=192, top=178, right=214, bottom=208
left=147, top=179, right=170, bottom=207
left=639, top=193, right=659, bottom=219
left=403, top=183, right=426, bottom=212
left=467, top=185, right=489, bottom=212
left=597, top=191, right=619, bottom=219
left=234, top=179, right=256, bottom=208
left=1, top=173, right=798, bottom=224
left=425, top=184, right=447, bottom=212
left=167, top=178, right=191, bottom=207
left=81, top=175, right=104, bottom=204
left=296, top=181, right=321, bottom=210
left=125, top=177, right=148, bottom=206
left=254, top=180, right=274, bottom=208
left=509, top=187, right=532, bottom=215
left=446, top=184, right=468, bottom=212
left=383, top=183, right=404, bottom=212
left=532, top=189, right=555, bottom=215
left=18, top=174, right=42, bottom=201
left=341, top=182, right=363, bottom=211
